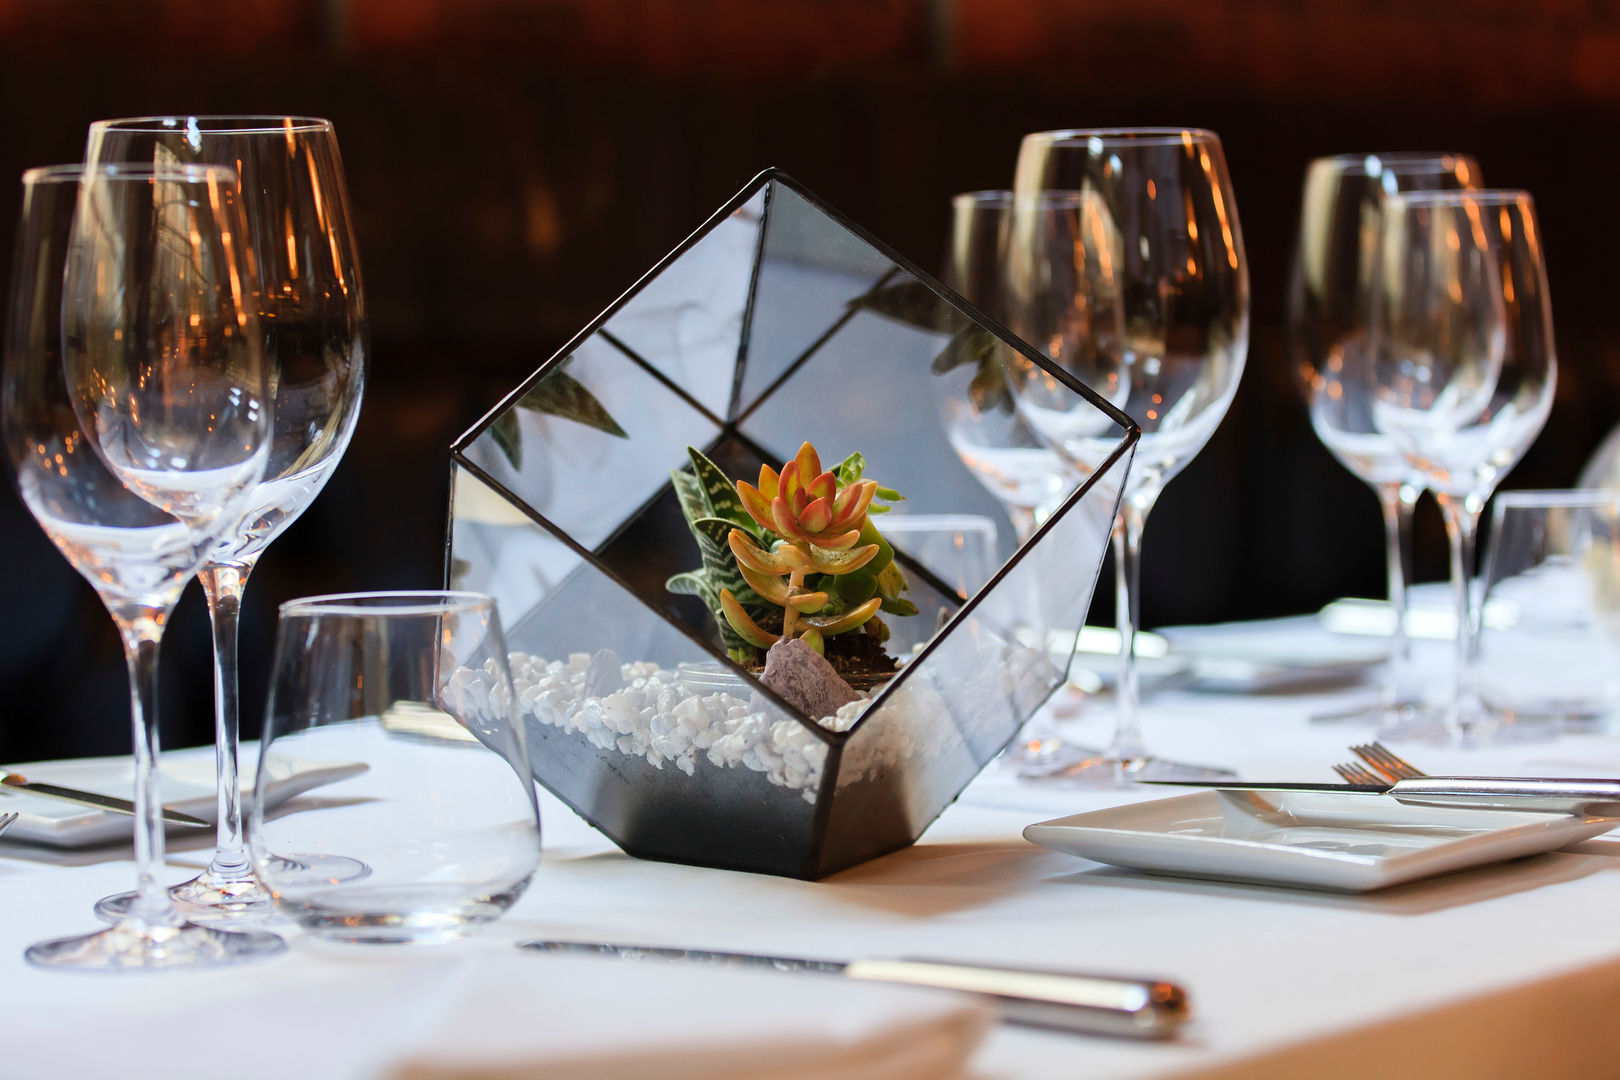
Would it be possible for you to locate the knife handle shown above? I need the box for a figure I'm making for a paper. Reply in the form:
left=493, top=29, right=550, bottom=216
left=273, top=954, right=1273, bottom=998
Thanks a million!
left=1391, top=777, right=1620, bottom=816
left=843, top=958, right=1188, bottom=1039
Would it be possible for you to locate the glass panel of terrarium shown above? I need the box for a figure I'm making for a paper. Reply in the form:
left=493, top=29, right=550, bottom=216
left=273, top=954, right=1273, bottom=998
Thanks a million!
left=601, top=188, right=765, bottom=419
left=452, top=512, right=835, bottom=876
left=735, top=182, right=899, bottom=415
left=818, top=441, right=1130, bottom=870
left=461, top=331, right=719, bottom=551
left=449, top=465, right=584, bottom=624
left=737, top=270, right=1016, bottom=533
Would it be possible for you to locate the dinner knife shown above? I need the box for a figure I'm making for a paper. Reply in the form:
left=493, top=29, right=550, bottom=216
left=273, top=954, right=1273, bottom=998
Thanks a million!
left=0, top=772, right=209, bottom=827
left=519, top=940, right=1188, bottom=1039
left=1142, top=777, right=1620, bottom=816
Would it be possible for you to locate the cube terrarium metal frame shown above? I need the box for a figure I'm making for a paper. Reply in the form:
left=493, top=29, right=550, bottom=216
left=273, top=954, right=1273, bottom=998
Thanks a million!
left=448, top=169, right=1137, bottom=879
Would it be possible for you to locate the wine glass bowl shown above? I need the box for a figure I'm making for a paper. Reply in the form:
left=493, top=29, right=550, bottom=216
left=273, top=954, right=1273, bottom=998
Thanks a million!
left=1004, top=128, right=1248, bottom=782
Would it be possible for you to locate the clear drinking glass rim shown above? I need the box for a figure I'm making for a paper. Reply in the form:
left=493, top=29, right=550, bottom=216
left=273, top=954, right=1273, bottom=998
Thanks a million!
left=952, top=189, right=1093, bottom=210
left=21, top=162, right=241, bottom=185
left=89, top=114, right=334, bottom=135
left=279, top=590, right=496, bottom=618
left=1387, top=188, right=1533, bottom=209
left=1022, top=127, right=1221, bottom=149
left=1309, top=151, right=1479, bottom=176
left=1493, top=489, right=1620, bottom=511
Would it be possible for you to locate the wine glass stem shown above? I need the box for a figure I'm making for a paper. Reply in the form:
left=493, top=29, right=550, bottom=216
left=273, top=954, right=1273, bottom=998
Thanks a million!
left=1107, top=503, right=1149, bottom=763
left=199, top=561, right=256, bottom=882
left=115, top=609, right=176, bottom=926
left=1377, top=481, right=1419, bottom=706
left=1437, top=494, right=1485, bottom=734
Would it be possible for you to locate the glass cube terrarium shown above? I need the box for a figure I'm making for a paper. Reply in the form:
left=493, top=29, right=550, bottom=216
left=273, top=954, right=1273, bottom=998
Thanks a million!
left=448, top=170, right=1136, bottom=878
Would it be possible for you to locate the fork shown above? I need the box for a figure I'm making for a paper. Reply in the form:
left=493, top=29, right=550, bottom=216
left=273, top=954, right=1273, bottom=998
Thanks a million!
left=1332, top=762, right=1389, bottom=786
left=0, top=811, right=17, bottom=837
left=1350, top=742, right=1426, bottom=783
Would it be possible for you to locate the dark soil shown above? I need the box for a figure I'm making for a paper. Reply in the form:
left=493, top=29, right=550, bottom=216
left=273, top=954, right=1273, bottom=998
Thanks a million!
left=741, top=611, right=900, bottom=679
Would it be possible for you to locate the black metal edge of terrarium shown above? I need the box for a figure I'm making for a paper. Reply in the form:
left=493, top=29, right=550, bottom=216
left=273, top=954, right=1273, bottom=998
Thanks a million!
left=726, top=178, right=774, bottom=423
left=449, top=168, right=777, bottom=454
left=442, top=455, right=837, bottom=748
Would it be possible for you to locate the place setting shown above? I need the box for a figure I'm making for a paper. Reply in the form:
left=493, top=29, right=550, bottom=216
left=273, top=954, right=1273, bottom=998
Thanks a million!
left=5, top=103, right=1620, bottom=1080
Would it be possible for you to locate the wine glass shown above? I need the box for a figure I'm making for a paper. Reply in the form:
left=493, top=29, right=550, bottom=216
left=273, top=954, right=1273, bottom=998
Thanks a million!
left=1288, top=153, right=1480, bottom=725
left=1006, top=128, right=1248, bottom=784
left=938, top=190, right=1094, bottom=774
left=85, top=116, right=367, bottom=923
left=3, top=163, right=283, bottom=969
left=1365, top=189, right=1556, bottom=741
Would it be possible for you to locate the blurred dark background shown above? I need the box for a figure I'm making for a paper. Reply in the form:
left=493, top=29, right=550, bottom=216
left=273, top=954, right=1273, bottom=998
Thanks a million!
left=2, top=0, right=1617, bottom=762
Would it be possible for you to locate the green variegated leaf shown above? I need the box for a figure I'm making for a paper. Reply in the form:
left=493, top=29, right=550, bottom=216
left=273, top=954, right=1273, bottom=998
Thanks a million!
left=687, top=447, right=755, bottom=528
left=490, top=410, right=522, bottom=470
left=665, top=570, right=708, bottom=597
left=516, top=364, right=627, bottom=438
left=670, top=467, right=707, bottom=530
left=691, top=517, right=766, bottom=607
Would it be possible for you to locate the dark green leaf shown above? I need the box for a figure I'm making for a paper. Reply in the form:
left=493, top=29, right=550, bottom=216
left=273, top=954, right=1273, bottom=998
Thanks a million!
left=687, top=447, right=755, bottom=529
left=968, top=360, right=1014, bottom=415
left=846, top=280, right=954, bottom=334
left=931, top=326, right=996, bottom=375
left=516, top=366, right=627, bottom=438
left=490, top=410, right=522, bottom=470
left=880, top=597, right=920, bottom=617
left=690, top=517, right=766, bottom=607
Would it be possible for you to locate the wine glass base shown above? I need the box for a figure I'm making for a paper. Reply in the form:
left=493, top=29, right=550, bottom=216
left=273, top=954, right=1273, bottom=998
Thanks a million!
left=1003, top=737, right=1103, bottom=779
left=93, top=854, right=370, bottom=926
left=1309, top=696, right=1427, bottom=725
left=25, top=918, right=285, bottom=972
left=1034, top=752, right=1236, bottom=789
left=94, top=870, right=277, bottom=926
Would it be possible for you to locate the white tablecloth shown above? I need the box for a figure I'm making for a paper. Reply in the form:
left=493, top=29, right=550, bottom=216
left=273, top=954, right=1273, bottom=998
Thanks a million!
left=6, top=615, right=1620, bottom=1078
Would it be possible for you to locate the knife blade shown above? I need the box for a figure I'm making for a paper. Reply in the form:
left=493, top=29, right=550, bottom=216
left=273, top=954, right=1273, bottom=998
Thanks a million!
left=0, top=772, right=209, bottom=827
left=1142, top=777, right=1620, bottom=816
left=519, top=940, right=1188, bottom=1039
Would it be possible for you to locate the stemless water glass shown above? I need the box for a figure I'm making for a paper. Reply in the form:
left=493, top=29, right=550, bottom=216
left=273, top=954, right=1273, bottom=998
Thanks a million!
left=3, top=163, right=281, bottom=970
left=1367, top=190, right=1557, bottom=741
left=1006, top=128, right=1249, bottom=783
left=252, top=592, right=541, bottom=944
left=1476, top=491, right=1620, bottom=730
left=86, top=116, right=367, bottom=923
left=1288, top=152, right=1480, bottom=723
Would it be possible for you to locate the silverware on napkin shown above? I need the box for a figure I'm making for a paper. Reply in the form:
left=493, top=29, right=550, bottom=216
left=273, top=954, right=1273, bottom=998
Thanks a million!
left=0, top=771, right=208, bottom=827
left=519, top=940, right=1188, bottom=1039
left=1142, top=776, right=1620, bottom=816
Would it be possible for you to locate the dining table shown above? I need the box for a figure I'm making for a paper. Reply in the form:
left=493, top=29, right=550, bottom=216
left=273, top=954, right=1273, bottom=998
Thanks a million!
left=4, top=611, right=1620, bottom=1079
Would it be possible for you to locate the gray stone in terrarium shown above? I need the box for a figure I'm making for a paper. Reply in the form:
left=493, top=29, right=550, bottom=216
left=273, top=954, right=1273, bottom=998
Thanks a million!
left=447, top=169, right=1136, bottom=878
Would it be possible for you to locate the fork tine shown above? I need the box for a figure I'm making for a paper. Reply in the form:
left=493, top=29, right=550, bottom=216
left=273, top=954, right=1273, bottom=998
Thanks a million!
left=1352, top=742, right=1425, bottom=781
left=1333, top=762, right=1385, bottom=786
left=1368, top=742, right=1425, bottom=779
left=1349, top=744, right=1404, bottom=783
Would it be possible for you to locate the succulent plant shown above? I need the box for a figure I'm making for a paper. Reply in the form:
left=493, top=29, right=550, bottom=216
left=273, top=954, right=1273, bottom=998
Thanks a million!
left=667, top=443, right=914, bottom=664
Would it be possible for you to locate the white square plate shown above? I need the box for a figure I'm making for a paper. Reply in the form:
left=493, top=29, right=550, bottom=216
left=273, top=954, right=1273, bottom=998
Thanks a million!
left=0, top=754, right=367, bottom=847
left=1024, top=790, right=1619, bottom=892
